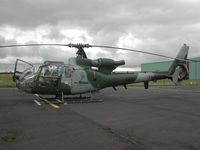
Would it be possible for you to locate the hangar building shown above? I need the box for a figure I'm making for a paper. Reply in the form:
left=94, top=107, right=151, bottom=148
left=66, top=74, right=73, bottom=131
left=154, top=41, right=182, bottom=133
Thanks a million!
left=141, top=57, right=200, bottom=79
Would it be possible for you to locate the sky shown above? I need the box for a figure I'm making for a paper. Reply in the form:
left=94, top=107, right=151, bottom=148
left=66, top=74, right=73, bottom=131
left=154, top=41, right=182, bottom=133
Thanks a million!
left=0, top=0, right=200, bottom=69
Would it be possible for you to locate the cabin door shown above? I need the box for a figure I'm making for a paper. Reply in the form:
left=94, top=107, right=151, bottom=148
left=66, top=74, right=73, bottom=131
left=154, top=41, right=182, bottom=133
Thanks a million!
left=37, top=65, right=62, bottom=94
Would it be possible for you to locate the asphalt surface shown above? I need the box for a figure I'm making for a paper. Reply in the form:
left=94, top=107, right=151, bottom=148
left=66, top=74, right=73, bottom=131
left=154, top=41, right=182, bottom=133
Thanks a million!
left=1, top=86, right=200, bottom=150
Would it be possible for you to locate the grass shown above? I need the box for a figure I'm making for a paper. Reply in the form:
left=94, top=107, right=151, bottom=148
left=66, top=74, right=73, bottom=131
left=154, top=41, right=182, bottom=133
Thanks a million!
left=0, top=75, right=16, bottom=88
left=2, top=136, right=16, bottom=142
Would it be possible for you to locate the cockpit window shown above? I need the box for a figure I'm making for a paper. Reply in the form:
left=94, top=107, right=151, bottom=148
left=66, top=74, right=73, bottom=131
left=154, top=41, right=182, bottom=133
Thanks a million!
left=40, top=65, right=62, bottom=77
left=63, top=66, right=71, bottom=78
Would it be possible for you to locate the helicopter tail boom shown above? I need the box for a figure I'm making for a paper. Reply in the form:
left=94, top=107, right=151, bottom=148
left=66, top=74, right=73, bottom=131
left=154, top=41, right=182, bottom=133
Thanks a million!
left=129, top=44, right=189, bottom=88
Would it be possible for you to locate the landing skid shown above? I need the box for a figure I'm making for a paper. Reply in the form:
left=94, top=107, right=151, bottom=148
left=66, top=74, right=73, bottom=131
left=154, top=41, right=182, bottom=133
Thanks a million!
left=35, top=92, right=104, bottom=106
left=56, top=96, right=103, bottom=104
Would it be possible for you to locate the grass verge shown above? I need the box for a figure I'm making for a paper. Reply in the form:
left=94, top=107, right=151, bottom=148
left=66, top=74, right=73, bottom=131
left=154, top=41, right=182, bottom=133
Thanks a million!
left=2, top=136, right=16, bottom=142
left=0, top=75, right=16, bottom=88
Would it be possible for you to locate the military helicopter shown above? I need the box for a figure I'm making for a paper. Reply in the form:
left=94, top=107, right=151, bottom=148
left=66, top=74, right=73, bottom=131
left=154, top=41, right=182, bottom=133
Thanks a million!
left=0, top=43, right=190, bottom=104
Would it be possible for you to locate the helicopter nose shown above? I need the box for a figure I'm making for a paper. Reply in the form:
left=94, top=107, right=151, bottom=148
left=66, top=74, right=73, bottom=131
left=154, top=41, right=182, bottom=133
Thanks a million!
left=16, top=78, right=34, bottom=93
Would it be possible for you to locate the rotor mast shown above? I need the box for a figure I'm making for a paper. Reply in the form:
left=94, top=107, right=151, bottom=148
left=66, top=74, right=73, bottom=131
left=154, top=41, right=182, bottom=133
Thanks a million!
left=68, top=43, right=91, bottom=59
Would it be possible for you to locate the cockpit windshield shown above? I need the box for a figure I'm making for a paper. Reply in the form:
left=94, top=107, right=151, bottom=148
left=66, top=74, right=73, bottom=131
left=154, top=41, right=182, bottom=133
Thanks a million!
left=13, top=59, right=35, bottom=81
left=19, top=66, right=36, bottom=81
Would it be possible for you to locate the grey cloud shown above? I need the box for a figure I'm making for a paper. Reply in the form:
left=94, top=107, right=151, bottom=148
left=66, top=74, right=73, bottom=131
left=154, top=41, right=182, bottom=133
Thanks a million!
left=1, top=0, right=199, bottom=29
left=0, top=35, right=75, bottom=64
left=42, top=28, right=65, bottom=40
left=0, top=35, right=18, bottom=58
left=0, top=0, right=200, bottom=66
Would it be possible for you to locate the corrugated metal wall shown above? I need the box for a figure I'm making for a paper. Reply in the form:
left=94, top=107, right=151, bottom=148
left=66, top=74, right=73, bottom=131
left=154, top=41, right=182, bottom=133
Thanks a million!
left=189, top=57, right=200, bottom=79
left=141, top=61, right=172, bottom=72
left=141, top=57, right=200, bottom=79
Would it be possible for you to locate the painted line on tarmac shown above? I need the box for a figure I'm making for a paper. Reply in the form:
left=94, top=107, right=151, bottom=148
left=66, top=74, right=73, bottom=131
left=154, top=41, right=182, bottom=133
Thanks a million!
left=56, top=99, right=62, bottom=103
left=34, top=94, right=60, bottom=109
left=34, top=100, right=41, bottom=106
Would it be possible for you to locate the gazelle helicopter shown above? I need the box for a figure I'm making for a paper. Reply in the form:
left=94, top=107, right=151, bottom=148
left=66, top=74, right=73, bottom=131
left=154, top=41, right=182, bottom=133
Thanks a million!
left=0, top=43, right=191, bottom=105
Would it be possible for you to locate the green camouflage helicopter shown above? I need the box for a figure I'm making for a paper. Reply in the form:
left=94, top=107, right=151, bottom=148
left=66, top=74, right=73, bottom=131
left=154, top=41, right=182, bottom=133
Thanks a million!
left=0, top=43, right=189, bottom=103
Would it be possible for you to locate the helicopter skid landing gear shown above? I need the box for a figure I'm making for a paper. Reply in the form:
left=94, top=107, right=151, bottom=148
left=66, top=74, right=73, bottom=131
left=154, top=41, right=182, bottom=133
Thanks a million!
left=57, top=96, right=103, bottom=104
left=35, top=93, right=103, bottom=106
left=54, top=91, right=104, bottom=104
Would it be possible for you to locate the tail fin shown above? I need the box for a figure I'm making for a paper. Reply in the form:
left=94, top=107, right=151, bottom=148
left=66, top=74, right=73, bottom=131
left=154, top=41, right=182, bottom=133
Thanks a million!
left=168, top=44, right=189, bottom=85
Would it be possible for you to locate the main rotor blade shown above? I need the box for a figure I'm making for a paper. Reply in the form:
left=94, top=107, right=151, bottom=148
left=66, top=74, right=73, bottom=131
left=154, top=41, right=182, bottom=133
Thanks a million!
left=0, top=44, right=70, bottom=48
left=0, top=43, right=199, bottom=63
left=90, top=45, right=200, bottom=63
left=90, top=45, right=176, bottom=60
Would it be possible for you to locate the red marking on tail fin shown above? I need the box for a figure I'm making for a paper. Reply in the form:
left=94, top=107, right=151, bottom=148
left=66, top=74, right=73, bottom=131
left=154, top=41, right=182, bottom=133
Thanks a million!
left=187, top=60, right=189, bottom=79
